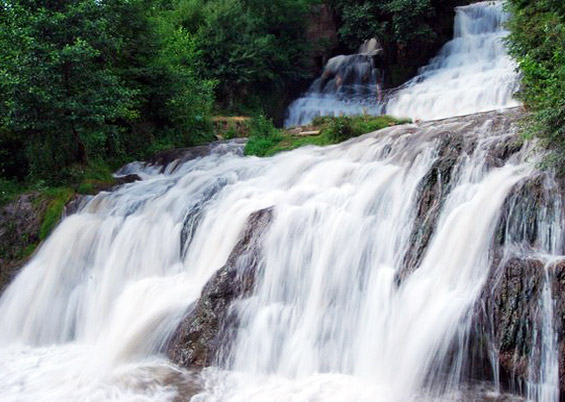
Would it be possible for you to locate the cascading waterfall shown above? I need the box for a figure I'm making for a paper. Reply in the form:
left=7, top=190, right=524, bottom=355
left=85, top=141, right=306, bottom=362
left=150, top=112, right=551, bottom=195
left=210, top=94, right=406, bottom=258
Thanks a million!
left=286, top=1, right=520, bottom=126
left=386, top=1, right=520, bottom=120
left=0, top=2, right=563, bottom=402
left=285, top=38, right=385, bottom=128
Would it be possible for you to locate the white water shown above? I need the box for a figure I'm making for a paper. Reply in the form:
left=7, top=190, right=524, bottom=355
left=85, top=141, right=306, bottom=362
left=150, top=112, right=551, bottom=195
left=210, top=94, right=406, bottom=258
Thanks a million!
left=286, top=1, right=520, bottom=126
left=0, top=2, right=561, bottom=402
left=386, top=1, right=520, bottom=120
left=285, top=38, right=384, bottom=127
left=525, top=263, right=560, bottom=402
left=0, top=110, right=550, bottom=401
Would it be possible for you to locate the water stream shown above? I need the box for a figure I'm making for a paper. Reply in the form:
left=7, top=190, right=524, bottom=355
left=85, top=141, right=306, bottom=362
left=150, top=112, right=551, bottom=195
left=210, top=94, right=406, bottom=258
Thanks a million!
left=0, top=1, right=562, bottom=401
left=286, top=1, right=520, bottom=126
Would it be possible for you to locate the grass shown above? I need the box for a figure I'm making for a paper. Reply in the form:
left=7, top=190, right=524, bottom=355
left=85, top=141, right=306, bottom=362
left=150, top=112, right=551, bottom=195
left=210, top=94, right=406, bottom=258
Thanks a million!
left=244, top=114, right=412, bottom=157
left=38, top=187, right=75, bottom=241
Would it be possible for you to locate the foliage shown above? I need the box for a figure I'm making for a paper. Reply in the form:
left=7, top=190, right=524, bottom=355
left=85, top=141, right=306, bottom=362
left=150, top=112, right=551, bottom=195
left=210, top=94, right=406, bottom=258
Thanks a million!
left=244, top=115, right=284, bottom=156
left=332, top=0, right=443, bottom=50
left=326, top=116, right=354, bottom=142
left=0, top=179, right=24, bottom=206
left=0, top=0, right=214, bottom=184
left=173, top=0, right=314, bottom=114
left=506, top=0, right=565, bottom=172
left=245, top=114, right=411, bottom=157
left=38, top=188, right=74, bottom=241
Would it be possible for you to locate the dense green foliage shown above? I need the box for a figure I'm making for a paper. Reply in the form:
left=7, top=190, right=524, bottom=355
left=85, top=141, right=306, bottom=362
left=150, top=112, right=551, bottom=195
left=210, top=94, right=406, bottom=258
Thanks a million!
left=0, top=0, right=316, bottom=187
left=170, top=0, right=314, bottom=115
left=506, top=0, right=565, bottom=171
left=245, top=114, right=411, bottom=157
left=0, top=0, right=216, bottom=184
left=331, top=0, right=471, bottom=85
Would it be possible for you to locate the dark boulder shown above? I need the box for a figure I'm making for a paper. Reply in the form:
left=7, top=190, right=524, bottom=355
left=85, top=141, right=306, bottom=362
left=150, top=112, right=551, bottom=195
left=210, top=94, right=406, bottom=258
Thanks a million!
left=471, top=257, right=565, bottom=396
left=0, top=192, right=48, bottom=291
left=115, top=174, right=141, bottom=185
left=167, top=207, right=273, bottom=368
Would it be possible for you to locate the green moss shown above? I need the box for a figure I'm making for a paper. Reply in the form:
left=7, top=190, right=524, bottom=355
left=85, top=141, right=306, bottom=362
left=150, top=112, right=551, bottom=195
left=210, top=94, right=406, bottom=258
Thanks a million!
left=77, top=182, right=95, bottom=194
left=245, top=114, right=411, bottom=157
left=39, top=188, right=74, bottom=241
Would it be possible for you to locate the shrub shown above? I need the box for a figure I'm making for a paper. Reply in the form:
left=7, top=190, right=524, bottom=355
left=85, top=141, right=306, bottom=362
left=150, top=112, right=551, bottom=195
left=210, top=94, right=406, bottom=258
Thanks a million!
left=326, top=116, right=354, bottom=142
left=244, top=114, right=283, bottom=156
left=506, top=0, right=565, bottom=172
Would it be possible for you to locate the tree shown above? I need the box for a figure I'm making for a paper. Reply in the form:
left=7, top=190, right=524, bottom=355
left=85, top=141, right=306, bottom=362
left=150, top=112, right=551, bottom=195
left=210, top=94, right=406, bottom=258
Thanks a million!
left=506, top=0, right=565, bottom=171
left=0, top=0, right=215, bottom=182
left=0, top=1, right=136, bottom=180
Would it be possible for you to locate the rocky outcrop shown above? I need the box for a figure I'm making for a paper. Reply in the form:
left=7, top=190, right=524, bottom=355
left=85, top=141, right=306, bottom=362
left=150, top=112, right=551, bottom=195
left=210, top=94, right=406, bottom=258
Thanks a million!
left=167, top=208, right=273, bottom=368
left=397, top=109, right=523, bottom=284
left=0, top=192, right=48, bottom=291
left=468, top=171, right=565, bottom=397
left=472, top=258, right=565, bottom=396
left=398, top=133, right=471, bottom=283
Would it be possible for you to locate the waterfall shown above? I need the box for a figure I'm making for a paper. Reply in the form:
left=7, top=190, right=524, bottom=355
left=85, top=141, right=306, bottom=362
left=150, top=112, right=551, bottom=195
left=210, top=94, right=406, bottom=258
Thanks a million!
left=386, top=1, right=520, bottom=120
left=0, top=2, right=562, bottom=402
left=285, top=38, right=385, bottom=128
left=286, top=1, right=519, bottom=126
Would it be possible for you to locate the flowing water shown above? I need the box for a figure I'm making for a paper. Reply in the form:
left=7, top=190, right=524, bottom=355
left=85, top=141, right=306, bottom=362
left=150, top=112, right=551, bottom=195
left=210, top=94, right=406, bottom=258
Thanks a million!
left=286, top=1, right=520, bottom=126
left=0, top=2, right=562, bottom=402
left=285, top=38, right=385, bottom=127
left=386, top=1, right=520, bottom=120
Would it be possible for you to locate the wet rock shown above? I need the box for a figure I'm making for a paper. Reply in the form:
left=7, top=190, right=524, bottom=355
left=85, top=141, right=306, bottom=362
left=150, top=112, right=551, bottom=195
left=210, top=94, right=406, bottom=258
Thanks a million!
left=397, top=109, right=525, bottom=285
left=167, top=208, right=273, bottom=368
left=472, top=257, right=565, bottom=396
left=63, top=194, right=91, bottom=216
left=115, top=174, right=141, bottom=185
left=484, top=136, right=523, bottom=169
left=397, top=133, right=472, bottom=283
left=492, top=175, right=548, bottom=250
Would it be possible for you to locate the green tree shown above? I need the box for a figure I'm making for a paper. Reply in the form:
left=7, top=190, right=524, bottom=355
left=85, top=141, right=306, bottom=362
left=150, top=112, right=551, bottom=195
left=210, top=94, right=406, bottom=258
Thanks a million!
left=506, top=0, right=565, bottom=171
left=172, top=0, right=313, bottom=115
left=0, top=1, right=137, bottom=180
left=0, top=0, right=215, bottom=182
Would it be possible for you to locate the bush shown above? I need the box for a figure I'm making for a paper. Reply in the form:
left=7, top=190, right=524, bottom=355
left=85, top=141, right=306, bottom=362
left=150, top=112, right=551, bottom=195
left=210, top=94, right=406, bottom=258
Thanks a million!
left=244, top=114, right=283, bottom=156
left=326, top=116, right=354, bottom=142
left=506, top=0, right=565, bottom=172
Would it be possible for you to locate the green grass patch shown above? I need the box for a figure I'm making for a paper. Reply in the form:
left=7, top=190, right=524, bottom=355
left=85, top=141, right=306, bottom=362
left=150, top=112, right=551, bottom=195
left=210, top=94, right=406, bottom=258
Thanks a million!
left=244, top=114, right=411, bottom=157
left=66, top=158, right=118, bottom=195
left=39, top=187, right=75, bottom=241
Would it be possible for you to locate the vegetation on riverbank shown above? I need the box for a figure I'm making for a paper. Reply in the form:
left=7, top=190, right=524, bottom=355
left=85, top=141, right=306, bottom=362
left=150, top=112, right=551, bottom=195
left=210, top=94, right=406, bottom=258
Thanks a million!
left=506, top=0, right=565, bottom=171
left=245, top=114, right=411, bottom=157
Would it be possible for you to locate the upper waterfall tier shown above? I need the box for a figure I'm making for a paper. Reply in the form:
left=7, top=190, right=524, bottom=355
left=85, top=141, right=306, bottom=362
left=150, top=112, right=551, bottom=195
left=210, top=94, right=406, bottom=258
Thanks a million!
left=286, top=1, right=520, bottom=126
left=285, top=38, right=385, bottom=127
left=386, top=1, right=520, bottom=120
